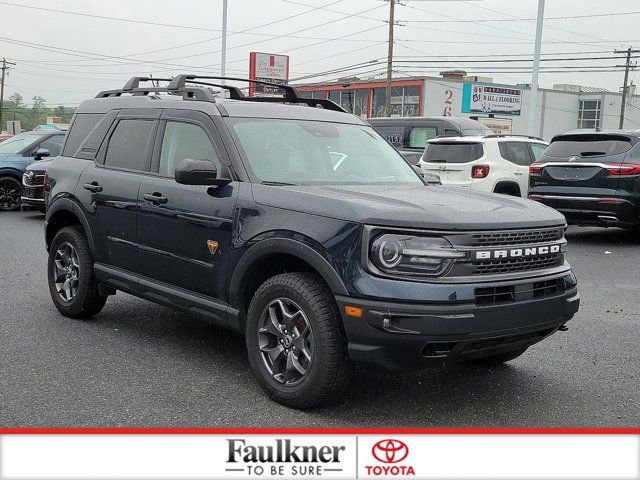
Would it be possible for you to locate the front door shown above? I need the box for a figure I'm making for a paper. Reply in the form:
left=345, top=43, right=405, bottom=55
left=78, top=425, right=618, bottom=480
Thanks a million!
left=137, top=110, right=238, bottom=302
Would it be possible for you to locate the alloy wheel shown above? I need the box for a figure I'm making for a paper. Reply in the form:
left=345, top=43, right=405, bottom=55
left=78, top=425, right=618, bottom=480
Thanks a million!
left=257, top=298, right=314, bottom=386
left=0, top=177, right=21, bottom=210
left=52, top=242, right=81, bottom=302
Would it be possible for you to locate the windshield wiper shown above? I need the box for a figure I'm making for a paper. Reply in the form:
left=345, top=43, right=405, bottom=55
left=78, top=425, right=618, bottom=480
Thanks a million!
left=426, top=159, right=447, bottom=163
left=261, top=181, right=298, bottom=186
left=579, top=151, right=607, bottom=157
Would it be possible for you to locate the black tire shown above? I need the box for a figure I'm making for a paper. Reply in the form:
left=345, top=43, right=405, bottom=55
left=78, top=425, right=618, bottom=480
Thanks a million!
left=0, top=176, right=22, bottom=211
left=471, top=348, right=527, bottom=365
left=48, top=225, right=107, bottom=319
left=246, top=272, right=351, bottom=409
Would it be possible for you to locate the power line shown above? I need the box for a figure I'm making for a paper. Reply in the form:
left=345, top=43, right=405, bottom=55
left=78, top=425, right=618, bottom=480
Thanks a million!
left=401, top=10, right=640, bottom=23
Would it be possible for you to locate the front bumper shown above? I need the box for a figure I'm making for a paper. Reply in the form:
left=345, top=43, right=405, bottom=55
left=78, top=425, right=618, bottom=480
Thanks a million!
left=336, top=272, right=579, bottom=370
left=530, top=194, right=637, bottom=227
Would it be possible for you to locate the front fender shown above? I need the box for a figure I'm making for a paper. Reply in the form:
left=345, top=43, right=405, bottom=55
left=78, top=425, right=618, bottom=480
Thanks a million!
left=228, top=235, right=349, bottom=307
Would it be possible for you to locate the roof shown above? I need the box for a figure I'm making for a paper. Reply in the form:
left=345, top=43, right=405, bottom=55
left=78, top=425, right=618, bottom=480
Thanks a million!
left=368, top=116, right=491, bottom=128
left=557, top=129, right=640, bottom=138
left=428, top=135, right=547, bottom=145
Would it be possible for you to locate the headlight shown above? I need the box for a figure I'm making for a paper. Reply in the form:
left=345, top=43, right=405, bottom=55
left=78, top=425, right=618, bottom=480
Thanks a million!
left=370, top=234, right=466, bottom=277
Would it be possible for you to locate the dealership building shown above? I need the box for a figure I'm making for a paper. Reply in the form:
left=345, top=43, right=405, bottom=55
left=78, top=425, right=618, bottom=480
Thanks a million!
left=296, top=71, right=640, bottom=140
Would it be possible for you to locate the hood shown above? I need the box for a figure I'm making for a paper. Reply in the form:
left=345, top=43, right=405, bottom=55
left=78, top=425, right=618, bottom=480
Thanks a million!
left=26, top=157, right=54, bottom=172
left=251, top=184, right=565, bottom=230
left=0, top=153, right=23, bottom=163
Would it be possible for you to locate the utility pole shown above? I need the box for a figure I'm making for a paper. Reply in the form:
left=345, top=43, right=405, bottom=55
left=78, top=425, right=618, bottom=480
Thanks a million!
left=615, top=47, right=639, bottom=129
left=527, top=0, right=545, bottom=136
left=221, top=0, right=228, bottom=84
left=384, top=0, right=395, bottom=117
left=0, top=58, right=16, bottom=134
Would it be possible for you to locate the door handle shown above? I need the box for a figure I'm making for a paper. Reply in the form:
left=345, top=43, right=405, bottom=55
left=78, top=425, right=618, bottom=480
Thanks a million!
left=83, top=182, right=103, bottom=192
left=514, top=171, right=524, bottom=176
left=143, top=192, right=168, bottom=205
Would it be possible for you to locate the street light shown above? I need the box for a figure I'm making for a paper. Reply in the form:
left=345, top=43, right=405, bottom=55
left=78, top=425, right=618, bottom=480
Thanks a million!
left=527, top=0, right=545, bottom=136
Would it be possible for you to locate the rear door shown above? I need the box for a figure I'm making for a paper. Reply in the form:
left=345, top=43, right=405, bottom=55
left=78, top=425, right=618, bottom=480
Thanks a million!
left=420, top=140, right=484, bottom=188
left=532, top=134, right=634, bottom=197
left=78, top=111, right=160, bottom=275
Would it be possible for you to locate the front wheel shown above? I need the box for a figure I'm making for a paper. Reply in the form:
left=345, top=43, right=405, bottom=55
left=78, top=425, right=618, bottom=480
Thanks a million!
left=0, top=176, right=22, bottom=211
left=48, top=226, right=107, bottom=318
left=246, top=273, right=351, bottom=409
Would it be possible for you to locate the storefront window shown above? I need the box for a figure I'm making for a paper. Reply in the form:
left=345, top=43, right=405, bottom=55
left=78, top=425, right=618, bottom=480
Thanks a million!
left=402, top=85, right=420, bottom=117
left=340, top=90, right=355, bottom=113
left=354, top=89, right=368, bottom=118
left=372, top=88, right=387, bottom=118
left=328, top=90, right=340, bottom=105
left=371, top=85, right=420, bottom=117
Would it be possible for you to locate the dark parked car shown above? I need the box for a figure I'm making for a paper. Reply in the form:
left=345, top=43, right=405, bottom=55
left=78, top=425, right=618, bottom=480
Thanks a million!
left=44, top=76, right=579, bottom=409
left=368, top=116, right=493, bottom=164
left=0, top=130, right=65, bottom=211
left=529, top=130, right=640, bottom=229
left=22, top=157, right=55, bottom=212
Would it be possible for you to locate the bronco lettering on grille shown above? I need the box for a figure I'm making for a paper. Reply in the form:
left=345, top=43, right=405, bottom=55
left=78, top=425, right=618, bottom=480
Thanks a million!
left=474, top=244, right=562, bottom=261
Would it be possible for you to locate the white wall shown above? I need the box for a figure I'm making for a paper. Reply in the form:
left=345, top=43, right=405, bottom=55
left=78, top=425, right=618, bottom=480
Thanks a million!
left=421, top=77, right=640, bottom=142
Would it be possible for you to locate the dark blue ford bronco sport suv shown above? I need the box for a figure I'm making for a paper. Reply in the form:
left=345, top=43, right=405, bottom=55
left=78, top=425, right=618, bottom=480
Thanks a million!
left=44, top=76, right=579, bottom=409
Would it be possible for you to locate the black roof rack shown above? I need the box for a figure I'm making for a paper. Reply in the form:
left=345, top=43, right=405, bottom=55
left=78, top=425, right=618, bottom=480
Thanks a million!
left=95, top=75, right=347, bottom=113
left=484, top=134, right=545, bottom=141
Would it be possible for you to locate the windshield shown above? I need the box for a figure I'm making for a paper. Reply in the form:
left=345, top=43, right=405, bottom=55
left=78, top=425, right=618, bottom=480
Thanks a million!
left=423, top=142, right=484, bottom=163
left=229, top=119, right=421, bottom=185
left=545, top=134, right=633, bottom=158
left=0, top=133, right=41, bottom=154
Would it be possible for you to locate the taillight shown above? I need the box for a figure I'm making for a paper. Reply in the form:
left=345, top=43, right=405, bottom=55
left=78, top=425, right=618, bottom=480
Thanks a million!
left=528, top=195, right=542, bottom=202
left=529, top=163, right=543, bottom=174
left=604, top=163, right=640, bottom=175
left=472, top=165, right=490, bottom=178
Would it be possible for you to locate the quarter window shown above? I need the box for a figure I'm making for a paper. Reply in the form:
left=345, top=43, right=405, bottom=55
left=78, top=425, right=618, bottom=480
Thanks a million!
left=578, top=99, right=601, bottom=129
left=62, top=113, right=104, bottom=157
left=159, top=122, right=221, bottom=176
left=104, top=119, right=154, bottom=171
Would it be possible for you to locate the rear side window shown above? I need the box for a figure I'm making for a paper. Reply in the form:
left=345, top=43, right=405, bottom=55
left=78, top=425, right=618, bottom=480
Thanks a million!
left=62, top=114, right=104, bottom=157
left=499, top=141, right=533, bottom=166
left=423, top=142, right=483, bottom=163
left=545, top=135, right=633, bottom=158
left=104, top=119, right=154, bottom=171
left=408, top=127, right=437, bottom=148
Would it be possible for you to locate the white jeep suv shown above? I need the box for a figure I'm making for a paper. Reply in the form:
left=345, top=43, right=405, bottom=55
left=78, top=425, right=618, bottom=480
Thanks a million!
left=419, top=135, right=548, bottom=198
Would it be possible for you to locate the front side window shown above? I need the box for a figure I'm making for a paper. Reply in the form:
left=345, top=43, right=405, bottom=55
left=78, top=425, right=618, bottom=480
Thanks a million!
left=38, top=135, right=65, bottom=157
left=104, top=119, right=154, bottom=171
left=229, top=119, right=420, bottom=185
left=408, top=127, right=437, bottom=148
left=578, top=99, right=602, bottom=129
left=159, top=122, right=221, bottom=176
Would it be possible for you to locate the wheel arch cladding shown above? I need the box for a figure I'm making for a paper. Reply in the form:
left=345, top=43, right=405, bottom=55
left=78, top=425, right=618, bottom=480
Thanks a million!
left=494, top=181, right=521, bottom=196
left=45, top=199, right=95, bottom=254
left=229, top=237, right=349, bottom=316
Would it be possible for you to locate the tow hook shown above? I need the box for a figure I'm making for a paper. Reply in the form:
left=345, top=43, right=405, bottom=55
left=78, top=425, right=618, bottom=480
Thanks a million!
left=558, top=324, right=569, bottom=332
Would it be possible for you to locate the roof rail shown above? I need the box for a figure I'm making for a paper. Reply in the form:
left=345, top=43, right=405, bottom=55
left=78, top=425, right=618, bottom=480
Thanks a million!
left=484, top=134, right=545, bottom=141
left=95, top=75, right=347, bottom=113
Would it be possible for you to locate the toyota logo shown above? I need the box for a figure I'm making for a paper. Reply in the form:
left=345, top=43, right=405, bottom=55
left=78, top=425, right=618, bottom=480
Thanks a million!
left=371, top=439, right=409, bottom=464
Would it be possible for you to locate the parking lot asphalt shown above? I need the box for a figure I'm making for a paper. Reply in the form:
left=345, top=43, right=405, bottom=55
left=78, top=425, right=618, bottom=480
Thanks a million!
left=0, top=210, right=638, bottom=427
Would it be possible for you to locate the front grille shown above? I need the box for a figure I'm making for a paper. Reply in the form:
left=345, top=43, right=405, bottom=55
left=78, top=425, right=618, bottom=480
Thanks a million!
left=474, top=278, right=565, bottom=306
left=472, top=253, right=563, bottom=275
left=469, top=227, right=563, bottom=247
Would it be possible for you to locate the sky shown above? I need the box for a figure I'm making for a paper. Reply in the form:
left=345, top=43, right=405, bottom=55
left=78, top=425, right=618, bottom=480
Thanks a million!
left=0, top=0, right=637, bottom=107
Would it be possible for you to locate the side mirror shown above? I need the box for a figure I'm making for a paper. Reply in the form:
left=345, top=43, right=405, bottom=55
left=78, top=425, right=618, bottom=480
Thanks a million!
left=174, top=158, right=231, bottom=187
left=412, top=165, right=442, bottom=185
left=34, top=148, right=50, bottom=160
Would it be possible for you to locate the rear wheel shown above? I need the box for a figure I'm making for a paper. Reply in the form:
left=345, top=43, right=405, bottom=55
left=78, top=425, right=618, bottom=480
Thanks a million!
left=0, top=176, right=22, bottom=211
left=246, top=272, right=351, bottom=409
left=48, top=226, right=107, bottom=319
left=471, top=348, right=527, bottom=365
